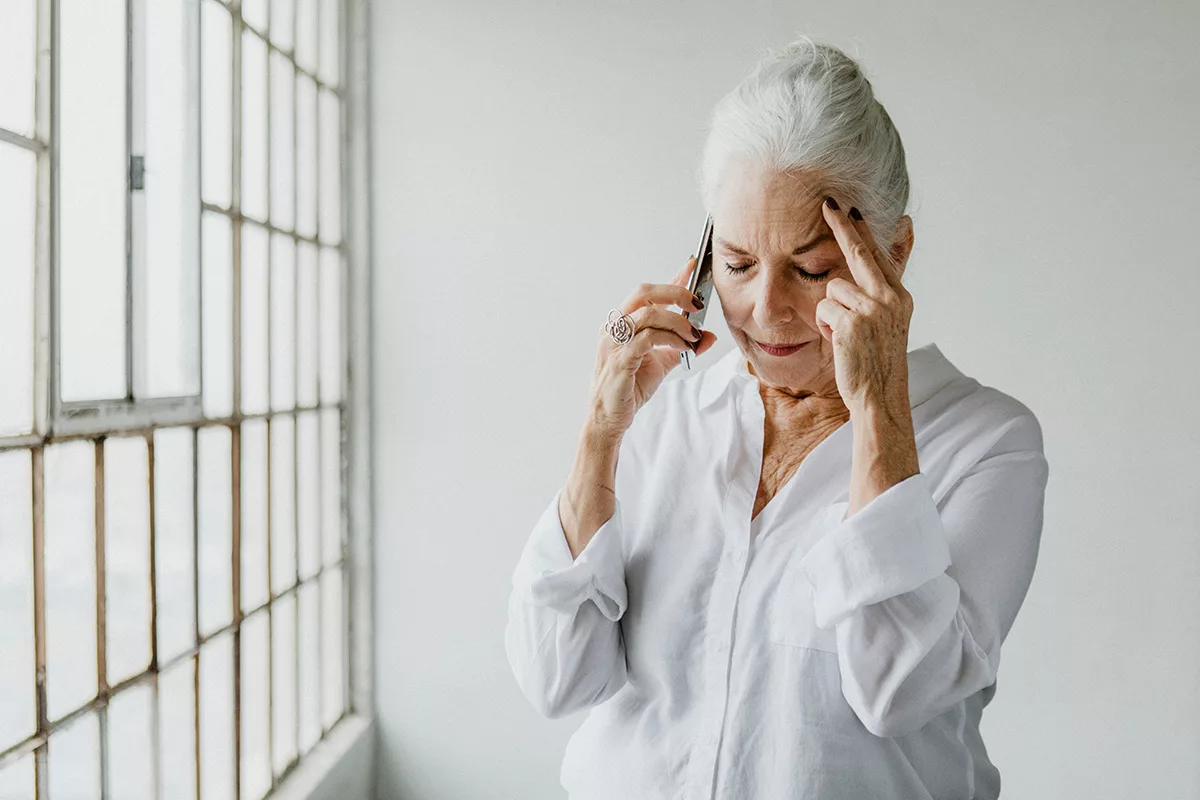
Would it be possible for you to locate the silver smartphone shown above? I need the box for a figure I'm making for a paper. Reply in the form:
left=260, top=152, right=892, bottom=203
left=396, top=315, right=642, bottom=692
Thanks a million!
left=680, top=214, right=715, bottom=370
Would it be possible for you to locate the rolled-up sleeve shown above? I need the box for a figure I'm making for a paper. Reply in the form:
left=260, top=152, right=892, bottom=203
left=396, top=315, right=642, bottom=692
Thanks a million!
left=505, top=487, right=630, bottom=719
left=801, top=472, right=951, bottom=630
left=512, top=487, right=629, bottom=621
left=796, top=414, right=1049, bottom=738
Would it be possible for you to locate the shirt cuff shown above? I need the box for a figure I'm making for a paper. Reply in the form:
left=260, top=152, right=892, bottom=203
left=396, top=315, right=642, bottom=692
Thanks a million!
left=799, top=472, right=952, bottom=629
left=511, top=487, right=629, bottom=622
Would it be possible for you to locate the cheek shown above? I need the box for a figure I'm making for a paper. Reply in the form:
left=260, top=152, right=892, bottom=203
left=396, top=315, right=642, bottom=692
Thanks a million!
left=713, top=278, right=753, bottom=323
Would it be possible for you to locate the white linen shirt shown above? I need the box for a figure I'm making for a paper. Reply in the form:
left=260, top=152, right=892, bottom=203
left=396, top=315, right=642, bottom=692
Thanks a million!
left=505, top=341, right=1049, bottom=800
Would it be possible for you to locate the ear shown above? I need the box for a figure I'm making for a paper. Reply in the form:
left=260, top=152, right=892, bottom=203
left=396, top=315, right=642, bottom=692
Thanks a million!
left=889, top=215, right=915, bottom=279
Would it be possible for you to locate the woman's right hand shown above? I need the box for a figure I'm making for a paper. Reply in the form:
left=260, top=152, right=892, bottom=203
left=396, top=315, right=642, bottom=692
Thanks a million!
left=586, top=256, right=719, bottom=439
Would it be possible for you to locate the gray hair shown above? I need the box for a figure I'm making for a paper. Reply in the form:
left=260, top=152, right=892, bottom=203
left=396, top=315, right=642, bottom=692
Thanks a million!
left=698, top=35, right=911, bottom=267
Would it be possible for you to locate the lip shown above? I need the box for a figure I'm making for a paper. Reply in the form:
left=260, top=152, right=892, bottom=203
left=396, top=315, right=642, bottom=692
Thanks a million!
left=753, top=339, right=811, bottom=356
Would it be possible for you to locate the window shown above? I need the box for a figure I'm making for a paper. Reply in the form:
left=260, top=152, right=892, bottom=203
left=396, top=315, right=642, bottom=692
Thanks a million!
left=0, top=0, right=360, bottom=798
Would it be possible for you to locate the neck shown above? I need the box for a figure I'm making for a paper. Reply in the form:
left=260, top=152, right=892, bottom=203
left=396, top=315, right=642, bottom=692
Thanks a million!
left=759, top=386, right=851, bottom=441
left=748, top=357, right=850, bottom=434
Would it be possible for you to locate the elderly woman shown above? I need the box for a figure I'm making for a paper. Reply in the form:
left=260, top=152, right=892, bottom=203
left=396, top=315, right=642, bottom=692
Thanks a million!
left=505, top=37, right=1048, bottom=800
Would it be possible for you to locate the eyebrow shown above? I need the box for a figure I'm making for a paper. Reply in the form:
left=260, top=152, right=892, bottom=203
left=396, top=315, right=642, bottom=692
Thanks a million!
left=715, top=233, right=835, bottom=257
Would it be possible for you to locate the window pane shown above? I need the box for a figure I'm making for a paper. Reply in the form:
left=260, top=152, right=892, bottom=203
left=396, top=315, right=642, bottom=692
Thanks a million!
left=318, top=248, right=342, bottom=404
left=199, top=632, right=234, bottom=800
left=297, top=581, right=319, bottom=754
left=317, top=91, right=340, bottom=244
left=270, top=0, right=294, bottom=51
left=295, top=75, right=317, bottom=239
left=270, top=234, right=296, bottom=412
left=240, top=610, right=270, bottom=800
left=241, top=29, right=268, bottom=222
left=240, top=419, right=268, bottom=613
left=295, top=0, right=317, bottom=74
left=202, top=0, right=232, bottom=207
left=241, top=223, right=269, bottom=415
left=269, top=52, right=295, bottom=231
left=270, top=594, right=297, bottom=776
left=319, top=408, right=340, bottom=568
left=108, top=683, right=154, bottom=800
left=241, top=0, right=267, bottom=33
left=0, top=0, right=35, bottom=135
left=0, top=753, right=34, bottom=800
left=295, top=242, right=318, bottom=407
left=105, top=436, right=153, bottom=685
left=155, top=428, right=196, bottom=664
left=318, top=0, right=339, bottom=86
left=320, top=566, right=343, bottom=728
left=296, top=412, right=319, bottom=580
left=270, top=416, right=296, bottom=594
left=44, top=441, right=97, bottom=721
left=49, top=712, right=100, bottom=800
left=143, top=0, right=202, bottom=399
left=60, top=0, right=127, bottom=402
left=0, top=143, right=35, bottom=435
left=198, top=426, right=232, bottom=636
left=202, top=212, right=234, bottom=419
left=0, top=451, right=35, bottom=752
left=159, top=657, right=198, bottom=800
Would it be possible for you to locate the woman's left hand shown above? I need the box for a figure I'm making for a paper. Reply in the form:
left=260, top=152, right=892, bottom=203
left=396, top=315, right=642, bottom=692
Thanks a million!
left=815, top=197, right=915, bottom=417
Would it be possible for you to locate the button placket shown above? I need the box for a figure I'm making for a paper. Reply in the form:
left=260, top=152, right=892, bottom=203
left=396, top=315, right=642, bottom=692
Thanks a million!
left=691, top=553, right=734, bottom=798
left=707, top=420, right=759, bottom=798
left=687, top=377, right=763, bottom=800
left=692, top=557, right=741, bottom=797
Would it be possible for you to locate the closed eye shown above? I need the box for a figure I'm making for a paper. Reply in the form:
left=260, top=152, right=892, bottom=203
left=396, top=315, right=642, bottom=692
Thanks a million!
left=723, top=263, right=832, bottom=282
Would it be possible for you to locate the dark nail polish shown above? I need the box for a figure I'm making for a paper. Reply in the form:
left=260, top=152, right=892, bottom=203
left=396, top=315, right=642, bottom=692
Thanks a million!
left=690, top=325, right=701, bottom=341
left=849, top=207, right=863, bottom=221
left=825, top=196, right=839, bottom=211
left=692, top=295, right=705, bottom=309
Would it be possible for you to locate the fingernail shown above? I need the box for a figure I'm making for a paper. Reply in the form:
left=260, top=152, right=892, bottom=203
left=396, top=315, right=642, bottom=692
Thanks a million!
left=824, top=196, right=839, bottom=211
left=849, top=207, right=863, bottom=221
left=690, top=325, right=701, bottom=341
left=692, top=295, right=704, bottom=309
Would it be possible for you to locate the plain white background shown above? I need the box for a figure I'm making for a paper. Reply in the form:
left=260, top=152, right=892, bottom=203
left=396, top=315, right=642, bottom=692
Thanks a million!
left=369, top=1, right=1200, bottom=797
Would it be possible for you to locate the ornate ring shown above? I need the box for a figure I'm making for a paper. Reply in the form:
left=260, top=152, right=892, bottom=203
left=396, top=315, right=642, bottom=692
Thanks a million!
left=604, top=308, right=636, bottom=346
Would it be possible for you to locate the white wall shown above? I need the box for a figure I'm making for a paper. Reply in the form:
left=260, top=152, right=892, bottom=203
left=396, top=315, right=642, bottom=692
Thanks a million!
left=369, top=2, right=1200, bottom=798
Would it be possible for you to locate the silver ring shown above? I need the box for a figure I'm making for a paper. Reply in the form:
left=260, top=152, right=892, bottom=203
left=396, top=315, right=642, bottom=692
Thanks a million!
left=604, top=308, right=636, bottom=345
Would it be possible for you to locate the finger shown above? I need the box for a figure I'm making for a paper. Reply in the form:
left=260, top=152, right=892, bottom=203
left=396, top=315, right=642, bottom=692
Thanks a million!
left=824, top=276, right=873, bottom=314
left=848, top=210, right=904, bottom=292
left=672, top=255, right=696, bottom=287
left=629, top=304, right=702, bottom=348
left=693, top=329, right=718, bottom=356
left=821, top=196, right=888, bottom=298
left=618, top=326, right=696, bottom=362
left=620, top=278, right=704, bottom=315
left=815, top=296, right=851, bottom=342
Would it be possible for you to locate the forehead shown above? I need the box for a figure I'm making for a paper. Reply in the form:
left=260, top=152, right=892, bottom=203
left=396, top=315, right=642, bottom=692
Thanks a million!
left=711, top=161, right=831, bottom=243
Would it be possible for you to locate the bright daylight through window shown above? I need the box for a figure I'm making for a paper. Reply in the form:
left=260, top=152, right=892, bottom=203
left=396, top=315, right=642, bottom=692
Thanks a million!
left=0, top=0, right=353, bottom=797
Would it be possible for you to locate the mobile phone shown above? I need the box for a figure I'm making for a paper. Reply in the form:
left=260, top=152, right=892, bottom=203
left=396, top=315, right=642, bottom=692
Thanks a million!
left=680, top=214, right=715, bottom=370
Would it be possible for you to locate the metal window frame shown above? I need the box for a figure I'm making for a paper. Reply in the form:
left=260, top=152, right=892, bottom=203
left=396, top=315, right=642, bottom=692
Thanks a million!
left=0, top=0, right=374, bottom=796
left=47, top=0, right=204, bottom=438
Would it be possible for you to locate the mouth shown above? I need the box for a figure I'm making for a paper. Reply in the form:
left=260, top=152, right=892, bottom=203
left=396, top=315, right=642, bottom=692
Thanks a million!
left=753, top=339, right=812, bottom=357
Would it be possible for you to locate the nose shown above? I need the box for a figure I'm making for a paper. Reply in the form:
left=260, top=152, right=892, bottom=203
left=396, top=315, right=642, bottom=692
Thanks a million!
left=752, top=268, right=799, bottom=329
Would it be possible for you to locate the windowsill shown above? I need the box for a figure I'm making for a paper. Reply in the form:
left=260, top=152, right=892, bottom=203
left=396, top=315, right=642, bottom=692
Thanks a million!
left=272, top=714, right=375, bottom=800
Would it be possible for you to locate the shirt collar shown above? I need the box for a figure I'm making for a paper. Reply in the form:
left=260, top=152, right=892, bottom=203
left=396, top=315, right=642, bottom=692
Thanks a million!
left=695, top=340, right=966, bottom=411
